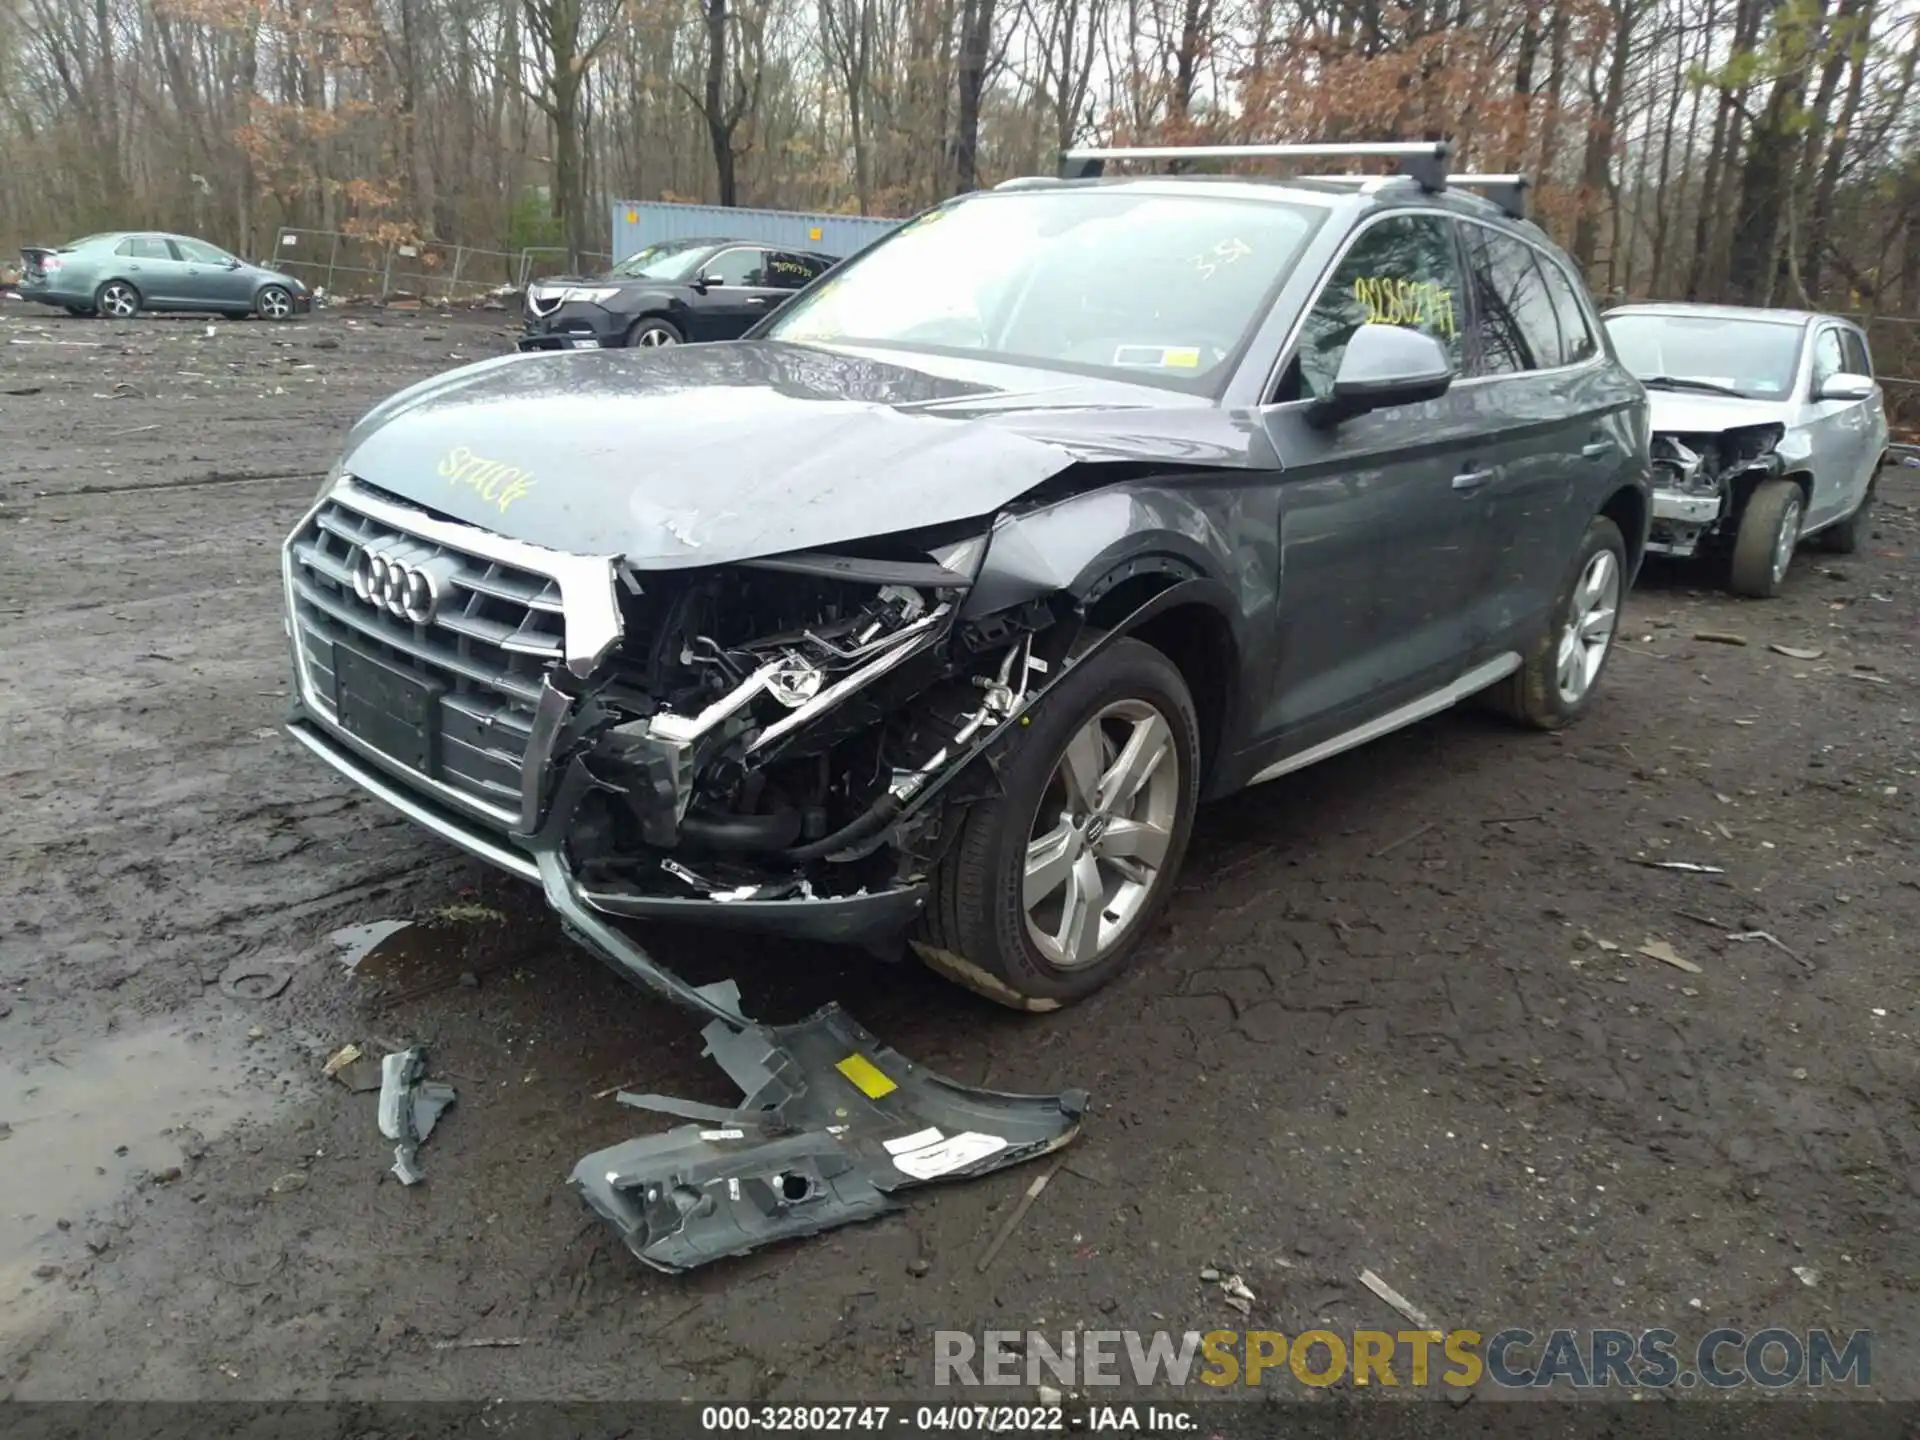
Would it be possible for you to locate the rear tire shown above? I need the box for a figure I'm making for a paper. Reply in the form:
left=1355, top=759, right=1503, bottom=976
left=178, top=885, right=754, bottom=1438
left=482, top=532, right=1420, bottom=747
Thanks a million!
left=95, top=280, right=140, bottom=320
left=625, top=317, right=682, bottom=348
left=1728, top=478, right=1804, bottom=598
left=914, top=638, right=1200, bottom=1011
left=1482, top=515, right=1626, bottom=731
left=1816, top=473, right=1877, bottom=555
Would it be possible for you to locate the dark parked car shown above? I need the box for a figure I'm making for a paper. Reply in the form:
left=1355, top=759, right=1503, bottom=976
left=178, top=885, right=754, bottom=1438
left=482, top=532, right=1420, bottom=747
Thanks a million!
left=17, top=231, right=310, bottom=320
left=517, top=237, right=839, bottom=350
left=282, top=141, right=1650, bottom=1017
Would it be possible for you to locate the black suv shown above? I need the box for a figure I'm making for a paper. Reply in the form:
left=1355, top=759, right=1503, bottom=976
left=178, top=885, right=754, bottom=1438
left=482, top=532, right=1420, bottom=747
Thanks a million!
left=284, top=141, right=1650, bottom=1018
left=518, top=237, right=839, bottom=350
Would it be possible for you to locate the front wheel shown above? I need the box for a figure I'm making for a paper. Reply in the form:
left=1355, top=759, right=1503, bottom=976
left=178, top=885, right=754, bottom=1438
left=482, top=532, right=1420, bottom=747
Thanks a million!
left=1728, top=478, right=1804, bottom=598
left=1483, top=514, right=1626, bottom=731
left=625, top=317, right=682, bottom=348
left=914, top=638, right=1201, bottom=1010
left=256, top=285, right=295, bottom=321
left=95, top=280, right=140, bottom=320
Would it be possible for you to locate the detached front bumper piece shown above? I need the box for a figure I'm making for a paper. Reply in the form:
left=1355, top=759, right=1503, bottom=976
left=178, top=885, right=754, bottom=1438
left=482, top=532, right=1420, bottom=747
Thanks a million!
left=572, top=980, right=1088, bottom=1272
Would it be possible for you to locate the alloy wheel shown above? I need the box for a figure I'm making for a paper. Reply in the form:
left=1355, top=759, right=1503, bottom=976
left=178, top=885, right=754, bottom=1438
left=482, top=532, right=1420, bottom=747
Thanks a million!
left=260, top=287, right=293, bottom=320
left=1772, top=496, right=1802, bottom=586
left=635, top=327, right=677, bottom=347
left=101, top=284, right=137, bottom=319
left=1555, top=548, right=1620, bottom=706
left=1023, top=698, right=1182, bottom=969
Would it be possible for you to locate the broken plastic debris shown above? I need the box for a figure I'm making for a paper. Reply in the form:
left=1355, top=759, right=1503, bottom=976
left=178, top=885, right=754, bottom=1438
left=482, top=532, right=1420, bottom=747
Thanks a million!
left=1637, top=939, right=1703, bottom=974
left=1220, top=1273, right=1256, bottom=1316
left=1634, top=860, right=1726, bottom=874
left=1769, top=644, right=1825, bottom=660
left=569, top=980, right=1085, bottom=1272
left=377, top=1047, right=456, bottom=1186
left=1359, top=1268, right=1432, bottom=1329
left=1792, top=1266, right=1820, bottom=1288
left=322, top=1043, right=363, bottom=1078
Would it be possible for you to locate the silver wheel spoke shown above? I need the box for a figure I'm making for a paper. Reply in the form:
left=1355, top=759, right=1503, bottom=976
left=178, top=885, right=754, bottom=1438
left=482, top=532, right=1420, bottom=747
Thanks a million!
left=1050, top=851, right=1105, bottom=967
left=1097, top=713, right=1171, bottom=814
left=1578, top=605, right=1615, bottom=641
left=1096, top=815, right=1170, bottom=869
left=1058, top=721, right=1105, bottom=812
left=1024, top=823, right=1077, bottom=908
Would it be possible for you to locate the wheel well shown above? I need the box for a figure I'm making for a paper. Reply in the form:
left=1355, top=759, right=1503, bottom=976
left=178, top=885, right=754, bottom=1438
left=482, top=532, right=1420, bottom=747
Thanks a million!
left=1600, top=484, right=1646, bottom=573
left=1086, top=581, right=1235, bottom=783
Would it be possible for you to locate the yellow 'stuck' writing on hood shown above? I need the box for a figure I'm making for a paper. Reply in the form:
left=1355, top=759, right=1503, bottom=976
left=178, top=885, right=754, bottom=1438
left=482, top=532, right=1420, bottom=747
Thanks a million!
left=439, top=446, right=536, bottom=514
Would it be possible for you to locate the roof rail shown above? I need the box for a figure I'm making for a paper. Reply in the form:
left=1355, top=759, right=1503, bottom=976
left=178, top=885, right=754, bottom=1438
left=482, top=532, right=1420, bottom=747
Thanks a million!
left=993, top=176, right=1060, bottom=191
left=1057, top=141, right=1451, bottom=191
left=1449, top=174, right=1531, bottom=221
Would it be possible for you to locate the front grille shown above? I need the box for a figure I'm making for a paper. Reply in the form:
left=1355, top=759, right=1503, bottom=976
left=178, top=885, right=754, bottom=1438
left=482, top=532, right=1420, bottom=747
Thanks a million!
left=287, top=497, right=567, bottom=825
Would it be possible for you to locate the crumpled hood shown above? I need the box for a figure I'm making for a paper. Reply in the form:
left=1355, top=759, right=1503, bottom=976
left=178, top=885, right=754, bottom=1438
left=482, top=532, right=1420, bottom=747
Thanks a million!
left=1646, top=390, right=1788, bottom=436
left=339, top=341, right=1218, bottom=568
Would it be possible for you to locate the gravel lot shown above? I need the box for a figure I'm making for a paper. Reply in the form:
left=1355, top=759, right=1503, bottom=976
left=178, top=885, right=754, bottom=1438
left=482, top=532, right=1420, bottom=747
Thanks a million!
left=2, top=302, right=1917, bottom=1402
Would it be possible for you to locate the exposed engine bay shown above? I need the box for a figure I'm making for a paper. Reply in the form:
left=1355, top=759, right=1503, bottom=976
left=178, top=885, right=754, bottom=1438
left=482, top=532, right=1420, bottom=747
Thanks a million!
left=534, top=551, right=1068, bottom=924
left=1647, top=423, right=1785, bottom=558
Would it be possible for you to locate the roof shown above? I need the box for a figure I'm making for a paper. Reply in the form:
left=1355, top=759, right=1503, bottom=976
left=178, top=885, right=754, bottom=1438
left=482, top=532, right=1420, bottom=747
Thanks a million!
left=1603, top=301, right=1832, bottom=328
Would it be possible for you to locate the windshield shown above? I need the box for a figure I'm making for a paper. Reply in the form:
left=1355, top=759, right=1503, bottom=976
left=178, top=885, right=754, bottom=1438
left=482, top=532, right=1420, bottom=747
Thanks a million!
left=762, top=190, right=1326, bottom=390
left=606, top=241, right=714, bottom=282
left=1602, top=313, right=1805, bottom=401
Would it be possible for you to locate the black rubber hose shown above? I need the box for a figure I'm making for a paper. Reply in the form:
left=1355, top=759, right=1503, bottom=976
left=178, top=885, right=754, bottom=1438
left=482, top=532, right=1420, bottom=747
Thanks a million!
left=679, top=806, right=803, bottom=852
left=774, top=793, right=905, bottom=864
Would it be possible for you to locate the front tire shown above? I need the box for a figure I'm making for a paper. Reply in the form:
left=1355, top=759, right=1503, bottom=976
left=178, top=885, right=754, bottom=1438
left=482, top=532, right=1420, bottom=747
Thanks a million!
left=625, top=317, right=682, bottom=348
left=256, top=285, right=295, bottom=321
left=914, top=638, right=1201, bottom=1010
left=1483, top=514, right=1626, bottom=731
left=95, top=280, right=140, bottom=320
left=1728, top=478, right=1804, bottom=598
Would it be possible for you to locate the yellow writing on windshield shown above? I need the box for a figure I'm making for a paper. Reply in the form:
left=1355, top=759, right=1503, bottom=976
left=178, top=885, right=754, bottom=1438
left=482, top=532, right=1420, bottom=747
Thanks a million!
left=1353, top=277, right=1456, bottom=338
left=438, top=446, right=536, bottom=515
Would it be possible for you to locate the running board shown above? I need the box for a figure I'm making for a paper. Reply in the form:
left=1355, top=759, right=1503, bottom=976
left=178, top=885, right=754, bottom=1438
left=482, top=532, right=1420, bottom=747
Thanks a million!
left=1247, top=653, right=1521, bottom=786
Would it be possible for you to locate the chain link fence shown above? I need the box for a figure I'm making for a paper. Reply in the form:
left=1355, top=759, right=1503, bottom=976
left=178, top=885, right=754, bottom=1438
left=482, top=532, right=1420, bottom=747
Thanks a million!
left=270, top=229, right=523, bottom=300
left=515, top=247, right=613, bottom=285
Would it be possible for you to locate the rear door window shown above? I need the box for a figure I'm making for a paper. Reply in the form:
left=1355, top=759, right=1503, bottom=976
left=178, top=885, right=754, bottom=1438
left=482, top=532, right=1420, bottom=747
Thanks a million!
left=1538, top=258, right=1598, bottom=364
left=1463, top=225, right=1563, bottom=373
left=765, top=252, right=827, bottom=290
left=116, top=237, right=174, bottom=261
left=1282, top=213, right=1465, bottom=402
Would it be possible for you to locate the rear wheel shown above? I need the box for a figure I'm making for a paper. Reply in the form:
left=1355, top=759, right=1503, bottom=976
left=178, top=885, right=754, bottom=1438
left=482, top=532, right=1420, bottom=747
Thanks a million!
left=625, top=317, right=682, bottom=348
left=1483, top=514, right=1625, bottom=731
left=256, top=285, right=295, bottom=321
left=1728, top=478, right=1803, bottom=598
left=95, top=280, right=140, bottom=320
left=914, top=638, right=1201, bottom=1010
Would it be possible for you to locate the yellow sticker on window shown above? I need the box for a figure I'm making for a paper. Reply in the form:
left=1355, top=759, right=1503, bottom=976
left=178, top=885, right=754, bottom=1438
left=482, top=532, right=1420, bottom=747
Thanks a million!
left=1163, top=347, right=1202, bottom=368
left=835, top=1053, right=898, bottom=1098
left=809, top=226, right=823, bottom=241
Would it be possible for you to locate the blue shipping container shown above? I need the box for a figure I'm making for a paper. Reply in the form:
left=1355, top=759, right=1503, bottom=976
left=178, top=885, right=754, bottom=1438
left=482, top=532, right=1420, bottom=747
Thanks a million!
left=609, top=200, right=902, bottom=264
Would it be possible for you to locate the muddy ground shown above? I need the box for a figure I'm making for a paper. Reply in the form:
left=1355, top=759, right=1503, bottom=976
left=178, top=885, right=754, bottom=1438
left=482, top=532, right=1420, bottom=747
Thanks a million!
left=1, top=300, right=1917, bottom=1403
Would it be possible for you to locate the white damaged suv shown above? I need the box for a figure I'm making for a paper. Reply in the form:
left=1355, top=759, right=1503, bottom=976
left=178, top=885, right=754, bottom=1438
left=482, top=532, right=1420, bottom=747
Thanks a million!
left=1601, top=303, right=1888, bottom=597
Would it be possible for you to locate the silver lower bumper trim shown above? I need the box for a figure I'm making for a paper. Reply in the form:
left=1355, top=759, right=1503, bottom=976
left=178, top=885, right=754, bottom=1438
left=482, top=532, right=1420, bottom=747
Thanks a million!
left=1651, top=490, right=1722, bottom=525
left=286, top=720, right=540, bottom=883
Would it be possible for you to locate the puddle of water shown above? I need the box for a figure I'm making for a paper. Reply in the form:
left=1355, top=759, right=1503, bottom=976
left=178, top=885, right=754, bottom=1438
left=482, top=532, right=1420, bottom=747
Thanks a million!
left=0, top=1024, right=268, bottom=1288
left=329, top=919, right=415, bottom=970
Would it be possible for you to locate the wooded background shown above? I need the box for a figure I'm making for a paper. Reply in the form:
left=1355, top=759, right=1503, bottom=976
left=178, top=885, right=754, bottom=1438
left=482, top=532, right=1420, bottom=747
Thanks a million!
left=2, top=0, right=1917, bottom=328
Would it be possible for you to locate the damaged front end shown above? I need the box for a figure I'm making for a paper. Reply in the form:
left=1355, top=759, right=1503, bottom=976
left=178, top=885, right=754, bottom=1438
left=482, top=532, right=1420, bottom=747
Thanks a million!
left=515, top=522, right=1070, bottom=971
left=1647, top=423, right=1786, bottom=559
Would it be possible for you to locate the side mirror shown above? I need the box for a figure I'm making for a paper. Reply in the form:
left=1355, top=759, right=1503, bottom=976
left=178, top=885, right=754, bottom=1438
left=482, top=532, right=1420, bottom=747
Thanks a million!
left=1815, top=372, right=1873, bottom=403
left=697, top=273, right=723, bottom=289
left=225, top=257, right=243, bottom=270
left=1308, top=323, right=1454, bottom=427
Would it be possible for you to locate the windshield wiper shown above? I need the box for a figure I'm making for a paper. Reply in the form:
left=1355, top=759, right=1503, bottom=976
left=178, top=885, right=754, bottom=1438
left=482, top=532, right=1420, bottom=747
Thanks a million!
left=1641, top=375, right=1745, bottom=397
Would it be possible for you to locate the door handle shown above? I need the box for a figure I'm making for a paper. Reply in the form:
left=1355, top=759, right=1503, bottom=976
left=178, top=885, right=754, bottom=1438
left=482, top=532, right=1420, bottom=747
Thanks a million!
left=746, top=296, right=769, bottom=305
left=1581, top=441, right=1613, bottom=459
left=1452, top=468, right=1494, bottom=493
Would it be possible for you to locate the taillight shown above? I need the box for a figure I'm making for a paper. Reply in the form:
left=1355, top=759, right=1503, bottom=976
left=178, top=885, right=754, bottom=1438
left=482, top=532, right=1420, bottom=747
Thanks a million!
left=42, top=257, right=61, bottom=271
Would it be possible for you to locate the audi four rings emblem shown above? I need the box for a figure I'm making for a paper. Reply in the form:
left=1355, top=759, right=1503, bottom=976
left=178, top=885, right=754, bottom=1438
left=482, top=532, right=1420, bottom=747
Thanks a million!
left=351, top=546, right=451, bottom=625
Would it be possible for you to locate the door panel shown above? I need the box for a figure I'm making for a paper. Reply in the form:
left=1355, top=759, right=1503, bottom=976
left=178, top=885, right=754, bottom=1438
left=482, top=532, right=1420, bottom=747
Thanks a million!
left=688, top=247, right=775, bottom=339
left=1457, top=224, right=1618, bottom=654
left=1256, top=212, right=1490, bottom=745
left=117, top=236, right=185, bottom=305
left=1802, top=326, right=1863, bottom=527
left=171, top=238, right=255, bottom=309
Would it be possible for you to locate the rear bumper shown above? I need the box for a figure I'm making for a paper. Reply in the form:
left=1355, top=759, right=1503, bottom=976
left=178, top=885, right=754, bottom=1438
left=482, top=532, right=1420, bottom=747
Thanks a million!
left=285, top=711, right=927, bottom=943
